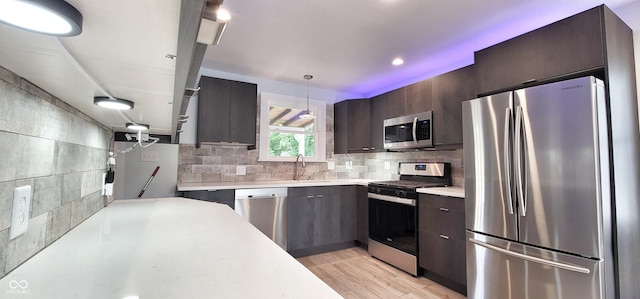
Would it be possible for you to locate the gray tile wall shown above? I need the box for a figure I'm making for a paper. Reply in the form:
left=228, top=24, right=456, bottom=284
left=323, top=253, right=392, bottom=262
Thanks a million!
left=0, top=66, right=112, bottom=279
left=178, top=101, right=464, bottom=186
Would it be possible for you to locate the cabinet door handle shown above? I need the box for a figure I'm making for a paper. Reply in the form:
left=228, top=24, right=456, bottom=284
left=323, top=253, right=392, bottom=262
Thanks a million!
left=362, top=147, right=369, bottom=151
left=370, top=147, right=376, bottom=150
left=439, top=235, right=450, bottom=240
left=306, top=195, right=314, bottom=198
left=316, top=195, right=324, bottom=198
left=439, top=208, right=449, bottom=212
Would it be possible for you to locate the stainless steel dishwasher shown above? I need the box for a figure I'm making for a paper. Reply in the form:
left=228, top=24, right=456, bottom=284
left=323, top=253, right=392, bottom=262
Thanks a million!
left=234, top=188, right=287, bottom=250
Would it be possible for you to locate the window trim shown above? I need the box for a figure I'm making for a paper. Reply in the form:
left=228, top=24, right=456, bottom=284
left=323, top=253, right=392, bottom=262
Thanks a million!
left=259, top=92, right=326, bottom=162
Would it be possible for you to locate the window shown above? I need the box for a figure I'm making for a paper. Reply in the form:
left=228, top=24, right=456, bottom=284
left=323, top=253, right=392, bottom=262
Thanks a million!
left=259, top=92, right=326, bottom=162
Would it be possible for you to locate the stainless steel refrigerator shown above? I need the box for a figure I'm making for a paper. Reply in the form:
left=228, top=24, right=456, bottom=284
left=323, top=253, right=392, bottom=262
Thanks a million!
left=463, top=76, right=620, bottom=298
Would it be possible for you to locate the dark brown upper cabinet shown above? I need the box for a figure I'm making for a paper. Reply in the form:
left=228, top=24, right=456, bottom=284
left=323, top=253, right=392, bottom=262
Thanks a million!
left=405, top=79, right=433, bottom=114
left=369, top=93, right=386, bottom=152
left=334, top=99, right=371, bottom=154
left=197, top=76, right=257, bottom=148
left=432, top=65, right=476, bottom=148
left=383, top=87, right=407, bottom=119
left=474, top=6, right=605, bottom=95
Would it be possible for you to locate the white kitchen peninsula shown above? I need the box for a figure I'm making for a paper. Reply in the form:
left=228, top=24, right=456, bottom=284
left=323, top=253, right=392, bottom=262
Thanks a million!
left=0, top=198, right=340, bottom=299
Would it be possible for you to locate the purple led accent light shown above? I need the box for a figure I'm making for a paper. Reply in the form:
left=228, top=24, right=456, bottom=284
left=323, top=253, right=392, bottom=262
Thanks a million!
left=348, top=5, right=596, bottom=98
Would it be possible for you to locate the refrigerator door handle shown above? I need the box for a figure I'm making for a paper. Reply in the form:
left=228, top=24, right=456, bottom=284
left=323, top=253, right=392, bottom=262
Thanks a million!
left=504, top=107, right=514, bottom=215
left=515, top=106, right=527, bottom=217
left=469, top=238, right=591, bottom=274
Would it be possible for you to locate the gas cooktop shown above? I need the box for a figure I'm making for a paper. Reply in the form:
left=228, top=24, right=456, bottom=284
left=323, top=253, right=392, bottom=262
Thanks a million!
left=368, top=180, right=447, bottom=190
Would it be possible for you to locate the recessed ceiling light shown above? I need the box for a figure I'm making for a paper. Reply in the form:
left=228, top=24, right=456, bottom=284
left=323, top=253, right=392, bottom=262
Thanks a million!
left=94, top=97, right=134, bottom=110
left=392, top=58, right=404, bottom=66
left=126, top=123, right=149, bottom=131
left=0, top=0, right=83, bottom=36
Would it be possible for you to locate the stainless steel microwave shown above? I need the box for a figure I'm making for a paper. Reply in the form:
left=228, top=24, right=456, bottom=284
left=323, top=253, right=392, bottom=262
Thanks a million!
left=383, top=111, right=433, bottom=150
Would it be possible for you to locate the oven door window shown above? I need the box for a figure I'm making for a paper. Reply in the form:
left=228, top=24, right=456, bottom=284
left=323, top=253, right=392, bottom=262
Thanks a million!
left=368, top=198, right=417, bottom=255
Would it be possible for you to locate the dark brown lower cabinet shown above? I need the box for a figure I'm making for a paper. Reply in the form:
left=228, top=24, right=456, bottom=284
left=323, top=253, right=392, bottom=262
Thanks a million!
left=182, top=190, right=234, bottom=209
left=356, top=186, right=368, bottom=246
left=418, top=194, right=466, bottom=295
left=287, top=185, right=358, bottom=256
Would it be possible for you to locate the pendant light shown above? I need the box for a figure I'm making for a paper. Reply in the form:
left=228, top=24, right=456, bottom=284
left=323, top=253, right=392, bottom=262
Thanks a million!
left=300, top=74, right=315, bottom=119
left=0, top=0, right=83, bottom=36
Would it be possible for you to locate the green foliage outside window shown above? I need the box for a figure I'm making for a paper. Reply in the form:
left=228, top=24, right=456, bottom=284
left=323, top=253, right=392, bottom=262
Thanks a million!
left=269, top=132, right=315, bottom=157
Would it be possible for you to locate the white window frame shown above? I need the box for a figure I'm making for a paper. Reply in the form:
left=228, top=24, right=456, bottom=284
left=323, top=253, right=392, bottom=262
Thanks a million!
left=259, top=92, right=326, bottom=162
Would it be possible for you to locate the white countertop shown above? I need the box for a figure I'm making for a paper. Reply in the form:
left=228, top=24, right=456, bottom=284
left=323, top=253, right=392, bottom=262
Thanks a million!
left=178, top=179, right=373, bottom=191
left=0, top=198, right=340, bottom=299
left=417, top=186, right=465, bottom=198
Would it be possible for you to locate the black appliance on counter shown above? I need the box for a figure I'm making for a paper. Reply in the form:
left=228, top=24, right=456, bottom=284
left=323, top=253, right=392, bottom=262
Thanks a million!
left=368, top=162, right=451, bottom=276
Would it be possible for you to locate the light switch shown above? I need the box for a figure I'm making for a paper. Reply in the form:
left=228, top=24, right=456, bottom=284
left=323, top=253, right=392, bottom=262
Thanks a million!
left=346, top=161, right=353, bottom=170
left=384, top=161, right=391, bottom=170
left=10, top=185, right=31, bottom=240
left=327, top=161, right=335, bottom=170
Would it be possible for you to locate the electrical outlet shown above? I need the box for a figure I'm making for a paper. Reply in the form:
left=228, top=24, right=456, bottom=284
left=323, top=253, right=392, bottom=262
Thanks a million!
left=327, top=161, right=335, bottom=170
left=10, top=185, right=31, bottom=240
left=236, top=165, right=247, bottom=176
left=140, top=151, right=158, bottom=162
left=346, top=160, right=353, bottom=170
left=384, top=161, right=391, bottom=170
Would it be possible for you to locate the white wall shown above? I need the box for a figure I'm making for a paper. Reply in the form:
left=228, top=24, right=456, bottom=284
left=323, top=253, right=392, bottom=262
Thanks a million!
left=179, top=67, right=364, bottom=144
left=113, top=142, right=179, bottom=199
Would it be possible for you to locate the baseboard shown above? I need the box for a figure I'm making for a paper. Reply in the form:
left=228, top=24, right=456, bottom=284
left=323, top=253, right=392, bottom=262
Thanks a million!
left=288, top=241, right=357, bottom=258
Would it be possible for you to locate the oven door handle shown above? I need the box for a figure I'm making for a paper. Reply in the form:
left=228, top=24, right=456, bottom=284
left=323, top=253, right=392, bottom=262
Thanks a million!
left=368, top=193, right=416, bottom=206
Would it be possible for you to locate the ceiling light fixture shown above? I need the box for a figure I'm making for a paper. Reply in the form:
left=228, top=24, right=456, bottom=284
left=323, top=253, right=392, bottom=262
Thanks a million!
left=126, top=123, right=149, bottom=131
left=196, top=6, right=230, bottom=45
left=94, top=97, right=134, bottom=110
left=300, top=75, right=315, bottom=119
left=0, top=0, right=83, bottom=36
left=392, top=58, right=404, bottom=66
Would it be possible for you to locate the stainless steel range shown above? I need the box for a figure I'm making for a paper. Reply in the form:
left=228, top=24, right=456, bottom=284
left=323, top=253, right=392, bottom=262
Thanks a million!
left=368, top=162, right=451, bottom=276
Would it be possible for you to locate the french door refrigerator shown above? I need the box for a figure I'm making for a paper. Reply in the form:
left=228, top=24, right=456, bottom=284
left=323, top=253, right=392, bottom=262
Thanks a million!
left=463, top=76, right=617, bottom=298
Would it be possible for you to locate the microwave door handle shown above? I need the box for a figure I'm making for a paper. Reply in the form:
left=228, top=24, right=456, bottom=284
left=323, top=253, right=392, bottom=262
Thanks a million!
left=412, top=117, right=418, bottom=143
left=504, top=107, right=514, bottom=215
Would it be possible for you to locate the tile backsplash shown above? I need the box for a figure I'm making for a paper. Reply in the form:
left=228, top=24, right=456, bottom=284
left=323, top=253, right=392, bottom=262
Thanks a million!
left=179, top=103, right=463, bottom=186
left=0, top=66, right=112, bottom=278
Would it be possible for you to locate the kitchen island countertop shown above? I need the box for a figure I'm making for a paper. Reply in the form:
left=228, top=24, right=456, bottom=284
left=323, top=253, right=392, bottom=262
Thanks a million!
left=0, top=198, right=340, bottom=299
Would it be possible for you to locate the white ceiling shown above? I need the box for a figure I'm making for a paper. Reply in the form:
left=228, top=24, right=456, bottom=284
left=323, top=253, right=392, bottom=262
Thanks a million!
left=203, top=0, right=640, bottom=97
left=0, top=0, right=639, bottom=136
left=0, top=0, right=180, bottom=135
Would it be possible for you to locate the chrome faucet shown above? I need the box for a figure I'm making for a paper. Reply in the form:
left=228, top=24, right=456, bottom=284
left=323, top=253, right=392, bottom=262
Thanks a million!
left=294, top=154, right=306, bottom=180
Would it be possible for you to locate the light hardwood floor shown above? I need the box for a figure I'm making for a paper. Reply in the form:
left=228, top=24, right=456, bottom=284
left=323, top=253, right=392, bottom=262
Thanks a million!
left=297, top=247, right=467, bottom=299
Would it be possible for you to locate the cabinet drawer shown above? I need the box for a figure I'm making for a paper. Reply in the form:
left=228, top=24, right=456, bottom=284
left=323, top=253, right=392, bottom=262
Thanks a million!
left=419, top=206, right=465, bottom=240
left=419, top=230, right=466, bottom=286
left=419, top=194, right=464, bottom=211
left=288, top=187, right=314, bottom=198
